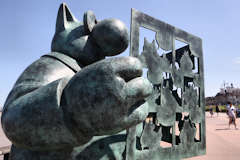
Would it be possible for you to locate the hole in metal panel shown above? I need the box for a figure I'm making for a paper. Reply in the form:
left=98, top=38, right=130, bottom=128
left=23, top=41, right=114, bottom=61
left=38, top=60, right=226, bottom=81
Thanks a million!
left=193, top=57, right=199, bottom=74
left=195, top=123, right=201, bottom=142
left=160, top=141, right=172, bottom=148
left=172, top=86, right=182, bottom=106
left=175, top=62, right=180, bottom=70
left=175, top=121, right=182, bottom=145
left=142, top=68, right=148, bottom=78
left=157, top=45, right=170, bottom=57
left=161, top=125, right=173, bottom=148
left=175, top=39, right=188, bottom=50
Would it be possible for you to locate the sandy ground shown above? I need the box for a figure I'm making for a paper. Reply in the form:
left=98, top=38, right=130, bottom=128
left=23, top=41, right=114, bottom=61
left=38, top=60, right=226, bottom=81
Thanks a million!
left=1, top=112, right=240, bottom=160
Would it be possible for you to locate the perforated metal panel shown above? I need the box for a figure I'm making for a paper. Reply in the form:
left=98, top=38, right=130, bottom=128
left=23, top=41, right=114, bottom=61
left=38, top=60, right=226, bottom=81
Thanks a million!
left=126, top=9, right=206, bottom=160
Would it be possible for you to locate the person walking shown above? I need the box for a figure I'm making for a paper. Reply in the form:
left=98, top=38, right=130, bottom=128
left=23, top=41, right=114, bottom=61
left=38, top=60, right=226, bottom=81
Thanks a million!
left=216, top=105, right=220, bottom=116
left=209, top=106, right=214, bottom=118
left=227, top=102, right=237, bottom=129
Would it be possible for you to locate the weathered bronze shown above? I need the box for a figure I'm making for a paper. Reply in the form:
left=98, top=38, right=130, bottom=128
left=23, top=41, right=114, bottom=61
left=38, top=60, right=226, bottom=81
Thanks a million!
left=126, top=8, right=206, bottom=160
left=1, top=3, right=205, bottom=160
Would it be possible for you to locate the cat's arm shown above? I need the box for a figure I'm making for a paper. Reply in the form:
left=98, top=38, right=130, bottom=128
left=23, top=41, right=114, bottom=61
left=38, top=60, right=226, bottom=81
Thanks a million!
left=1, top=56, right=84, bottom=151
left=1, top=56, right=153, bottom=151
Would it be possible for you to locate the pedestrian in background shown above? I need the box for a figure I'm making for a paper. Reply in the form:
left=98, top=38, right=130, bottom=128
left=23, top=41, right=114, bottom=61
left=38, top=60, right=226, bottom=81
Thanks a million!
left=227, top=102, right=237, bottom=129
left=216, top=105, right=220, bottom=116
left=209, top=106, right=214, bottom=118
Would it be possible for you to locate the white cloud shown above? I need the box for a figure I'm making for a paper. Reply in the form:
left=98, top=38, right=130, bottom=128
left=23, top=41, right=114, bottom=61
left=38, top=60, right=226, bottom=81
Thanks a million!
left=233, top=57, right=240, bottom=64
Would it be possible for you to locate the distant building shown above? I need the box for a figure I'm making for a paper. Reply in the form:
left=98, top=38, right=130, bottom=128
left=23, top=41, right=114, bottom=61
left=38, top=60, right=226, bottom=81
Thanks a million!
left=206, top=82, right=240, bottom=105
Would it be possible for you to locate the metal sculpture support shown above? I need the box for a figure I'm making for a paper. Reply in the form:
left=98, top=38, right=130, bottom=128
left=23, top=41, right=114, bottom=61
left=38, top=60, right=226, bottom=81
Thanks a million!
left=1, top=3, right=205, bottom=160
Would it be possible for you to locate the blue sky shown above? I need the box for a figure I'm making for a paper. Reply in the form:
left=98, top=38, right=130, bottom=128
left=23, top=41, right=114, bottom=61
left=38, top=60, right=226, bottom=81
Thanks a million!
left=1, top=0, right=240, bottom=106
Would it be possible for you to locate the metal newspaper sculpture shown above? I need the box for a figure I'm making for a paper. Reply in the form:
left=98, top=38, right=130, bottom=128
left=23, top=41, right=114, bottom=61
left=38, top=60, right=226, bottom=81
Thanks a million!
left=126, top=9, right=206, bottom=160
left=1, top=3, right=205, bottom=160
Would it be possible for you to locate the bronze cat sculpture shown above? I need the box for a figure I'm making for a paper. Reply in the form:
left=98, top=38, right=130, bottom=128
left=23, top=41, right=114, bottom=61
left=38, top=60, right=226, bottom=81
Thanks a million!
left=1, top=3, right=152, bottom=160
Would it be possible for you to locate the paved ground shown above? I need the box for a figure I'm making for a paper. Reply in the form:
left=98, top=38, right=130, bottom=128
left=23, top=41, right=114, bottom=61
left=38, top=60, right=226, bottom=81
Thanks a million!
left=0, top=113, right=11, bottom=160
left=186, top=112, right=240, bottom=160
left=1, top=112, right=240, bottom=159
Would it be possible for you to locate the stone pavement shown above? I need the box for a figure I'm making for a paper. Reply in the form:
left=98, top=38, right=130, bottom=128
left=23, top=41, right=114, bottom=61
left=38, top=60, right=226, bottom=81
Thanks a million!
left=1, top=112, right=240, bottom=160
left=186, top=112, right=240, bottom=160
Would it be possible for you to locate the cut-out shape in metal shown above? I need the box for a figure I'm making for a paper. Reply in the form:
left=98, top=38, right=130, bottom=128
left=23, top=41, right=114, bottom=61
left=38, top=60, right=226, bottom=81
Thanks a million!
left=140, top=122, right=162, bottom=149
left=126, top=8, right=206, bottom=160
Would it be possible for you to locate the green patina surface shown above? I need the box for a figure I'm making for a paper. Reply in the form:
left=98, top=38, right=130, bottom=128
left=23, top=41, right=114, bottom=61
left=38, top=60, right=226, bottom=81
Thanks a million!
left=1, top=3, right=205, bottom=160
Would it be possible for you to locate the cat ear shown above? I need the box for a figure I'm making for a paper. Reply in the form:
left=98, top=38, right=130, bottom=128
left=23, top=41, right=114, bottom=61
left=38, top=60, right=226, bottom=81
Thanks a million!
left=83, top=10, right=97, bottom=34
left=55, top=3, right=78, bottom=32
